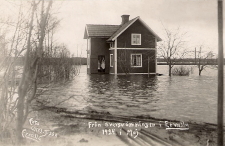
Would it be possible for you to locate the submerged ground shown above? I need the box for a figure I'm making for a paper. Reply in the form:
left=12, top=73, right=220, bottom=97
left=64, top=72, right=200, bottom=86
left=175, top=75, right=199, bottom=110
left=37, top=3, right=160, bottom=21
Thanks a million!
left=34, top=65, right=221, bottom=124
left=4, top=65, right=224, bottom=146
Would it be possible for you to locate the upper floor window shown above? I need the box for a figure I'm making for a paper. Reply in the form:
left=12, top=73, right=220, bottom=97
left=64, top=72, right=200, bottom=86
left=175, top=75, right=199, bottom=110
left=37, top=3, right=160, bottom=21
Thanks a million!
left=131, top=34, right=141, bottom=45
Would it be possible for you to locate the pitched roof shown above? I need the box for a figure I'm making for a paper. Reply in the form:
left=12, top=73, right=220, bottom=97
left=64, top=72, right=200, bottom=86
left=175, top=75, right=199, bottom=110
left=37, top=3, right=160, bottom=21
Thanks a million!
left=107, top=17, right=139, bottom=41
left=84, top=24, right=120, bottom=39
left=107, top=16, right=162, bottom=42
left=84, top=16, right=162, bottom=42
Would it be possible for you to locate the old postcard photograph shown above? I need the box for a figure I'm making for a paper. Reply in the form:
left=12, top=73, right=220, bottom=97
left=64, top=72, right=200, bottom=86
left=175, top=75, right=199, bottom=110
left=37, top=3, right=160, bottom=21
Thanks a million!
left=0, top=0, right=223, bottom=146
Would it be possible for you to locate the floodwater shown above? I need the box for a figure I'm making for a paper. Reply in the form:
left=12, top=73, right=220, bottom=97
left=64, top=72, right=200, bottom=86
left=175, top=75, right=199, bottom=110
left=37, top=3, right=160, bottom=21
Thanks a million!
left=45, top=65, right=220, bottom=124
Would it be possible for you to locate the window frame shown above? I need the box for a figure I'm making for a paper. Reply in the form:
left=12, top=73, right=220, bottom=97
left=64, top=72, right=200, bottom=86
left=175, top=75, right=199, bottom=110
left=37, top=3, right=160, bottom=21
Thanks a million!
left=87, top=54, right=90, bottom=68
left=110, top=42, right=115, bottom=48
left=110, top=54, right=114, bottom=67
left=131, top=33, right=141, bottom=45
left=130, top=53, right=142, bottom=67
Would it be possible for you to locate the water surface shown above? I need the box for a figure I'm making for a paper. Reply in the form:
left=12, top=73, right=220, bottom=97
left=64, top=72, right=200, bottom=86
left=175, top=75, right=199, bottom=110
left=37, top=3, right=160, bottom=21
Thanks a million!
left=45, top=65, right=219, bottom=124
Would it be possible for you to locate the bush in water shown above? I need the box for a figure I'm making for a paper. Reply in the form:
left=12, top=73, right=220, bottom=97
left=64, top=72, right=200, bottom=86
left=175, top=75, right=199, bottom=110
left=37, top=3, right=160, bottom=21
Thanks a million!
left=171, top=66, right=192, bottom=76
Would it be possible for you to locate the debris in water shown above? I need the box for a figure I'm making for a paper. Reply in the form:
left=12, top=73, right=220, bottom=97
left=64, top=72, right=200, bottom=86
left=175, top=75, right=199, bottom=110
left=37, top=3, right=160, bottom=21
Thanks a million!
left=79, top=138, right=88, bottom=143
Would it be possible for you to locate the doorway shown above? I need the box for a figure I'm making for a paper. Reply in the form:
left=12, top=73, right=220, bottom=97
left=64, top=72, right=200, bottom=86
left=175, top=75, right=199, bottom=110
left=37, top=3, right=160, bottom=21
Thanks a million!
left=98, top=55, right=105, bottom=73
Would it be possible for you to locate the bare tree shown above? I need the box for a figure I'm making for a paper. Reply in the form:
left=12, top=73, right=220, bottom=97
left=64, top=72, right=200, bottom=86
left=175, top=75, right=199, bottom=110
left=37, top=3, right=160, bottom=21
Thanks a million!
left=118, top=49, right=132, bottom=75
left=0, top=1, right=80, bottom=144
left=158, top=27, right=187, bottom=76
left=16, top=0, right=53, bottom=144
left=0, top=1, right=29, bottom=144
left=196, top=46, right=215, bottom=75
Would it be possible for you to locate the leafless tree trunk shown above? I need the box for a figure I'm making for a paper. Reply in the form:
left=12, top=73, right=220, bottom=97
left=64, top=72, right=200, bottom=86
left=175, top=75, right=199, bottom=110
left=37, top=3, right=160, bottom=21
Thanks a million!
left=0, top=1, right=79, bottom=144
left=196, top=46, right=214, bottom=76
left=16, top=1, right=36, bottom=144
left=16, top=0, right=53, bottom=144
left=158, top=27, right=187, bottom=76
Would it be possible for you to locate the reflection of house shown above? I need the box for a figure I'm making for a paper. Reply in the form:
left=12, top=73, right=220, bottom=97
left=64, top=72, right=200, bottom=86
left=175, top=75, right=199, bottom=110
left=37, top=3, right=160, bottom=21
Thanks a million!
left=84, top=15, right=162, bottom=74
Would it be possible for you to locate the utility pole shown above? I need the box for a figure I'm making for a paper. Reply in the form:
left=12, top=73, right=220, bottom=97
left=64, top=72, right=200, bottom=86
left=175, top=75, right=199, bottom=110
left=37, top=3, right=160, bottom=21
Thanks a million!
left=195, top=47, right=196, bottom=65
left=217, top=0, right=224, bottom=145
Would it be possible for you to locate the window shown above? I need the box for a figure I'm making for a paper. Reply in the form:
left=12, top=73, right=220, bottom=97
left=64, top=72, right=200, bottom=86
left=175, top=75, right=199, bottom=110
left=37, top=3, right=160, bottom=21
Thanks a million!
left=131, top=34, right=141, bottom=45
left=131, top=54, right=142, bottom=67
left=110, top=54, right=114, bottom=67
left=110, top=42, right=115, bottom=48
left=87, top=54, right=90, bottom=68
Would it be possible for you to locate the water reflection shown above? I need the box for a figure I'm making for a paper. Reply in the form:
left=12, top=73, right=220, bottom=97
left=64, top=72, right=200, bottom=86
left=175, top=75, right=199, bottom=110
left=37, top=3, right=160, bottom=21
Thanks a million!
left=85, top=74, right=159, bottom=116
left=42, top=65, right=221, bottom=124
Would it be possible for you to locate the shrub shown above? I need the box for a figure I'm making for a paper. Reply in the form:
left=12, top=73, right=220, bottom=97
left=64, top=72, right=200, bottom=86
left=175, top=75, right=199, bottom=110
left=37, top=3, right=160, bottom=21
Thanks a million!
left=172, top=66, right=192, bottom=76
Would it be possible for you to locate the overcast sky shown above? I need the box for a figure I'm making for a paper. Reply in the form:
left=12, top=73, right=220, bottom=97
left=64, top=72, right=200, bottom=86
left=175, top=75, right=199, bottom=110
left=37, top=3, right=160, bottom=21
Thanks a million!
left=1, top=0, right=221, bottom=57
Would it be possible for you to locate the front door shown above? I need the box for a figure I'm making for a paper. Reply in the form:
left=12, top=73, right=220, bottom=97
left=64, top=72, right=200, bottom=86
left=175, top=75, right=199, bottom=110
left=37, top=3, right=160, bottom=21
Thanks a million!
left=98, top=55, right=105, bottom=73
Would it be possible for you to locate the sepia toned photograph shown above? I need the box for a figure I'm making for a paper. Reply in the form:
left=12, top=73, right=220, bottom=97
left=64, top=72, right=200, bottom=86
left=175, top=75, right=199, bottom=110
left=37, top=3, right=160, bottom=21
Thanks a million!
left=0, top=0, right=224, bottom=145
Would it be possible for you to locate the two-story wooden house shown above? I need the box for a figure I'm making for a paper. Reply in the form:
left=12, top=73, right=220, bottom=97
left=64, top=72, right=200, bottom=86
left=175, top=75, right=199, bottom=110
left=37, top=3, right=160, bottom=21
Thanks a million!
left=84, top=15, right=162, bottom=74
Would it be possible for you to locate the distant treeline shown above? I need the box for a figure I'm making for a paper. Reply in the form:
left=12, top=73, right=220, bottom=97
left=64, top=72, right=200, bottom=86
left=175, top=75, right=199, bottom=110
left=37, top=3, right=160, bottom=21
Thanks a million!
left=157, top=58, right=218, bottom=63
left=157, top=58, right=218, bottom=65
left=6, top=57, right=87, bottom=66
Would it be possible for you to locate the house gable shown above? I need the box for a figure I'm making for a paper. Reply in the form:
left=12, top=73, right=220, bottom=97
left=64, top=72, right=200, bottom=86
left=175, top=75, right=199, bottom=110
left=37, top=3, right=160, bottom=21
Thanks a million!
left=107, top=17, right=161, bottom=42
left=107, top=17, right=139, bottom=42
left=117, top=19, right=156, bottom=48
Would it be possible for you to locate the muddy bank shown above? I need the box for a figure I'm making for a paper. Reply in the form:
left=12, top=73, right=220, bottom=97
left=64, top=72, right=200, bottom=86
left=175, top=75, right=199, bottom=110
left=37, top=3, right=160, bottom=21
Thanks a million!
left=18, top=104, right=220, bottom=146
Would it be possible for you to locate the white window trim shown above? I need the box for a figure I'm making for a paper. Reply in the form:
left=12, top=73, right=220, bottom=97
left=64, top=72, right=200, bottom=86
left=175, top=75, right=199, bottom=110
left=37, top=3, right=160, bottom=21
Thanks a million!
left=131, top=53, right=142, bottom=67
left=110, top=54, right=113, bottom=67
left=131, top=33, right=141, bottom=45
left=87, top=54, right=90, bottom=68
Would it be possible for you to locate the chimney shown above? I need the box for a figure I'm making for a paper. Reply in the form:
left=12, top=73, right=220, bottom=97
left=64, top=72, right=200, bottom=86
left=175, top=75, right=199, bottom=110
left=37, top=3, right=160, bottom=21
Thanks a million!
left=121, top=15, right=130, bottom=25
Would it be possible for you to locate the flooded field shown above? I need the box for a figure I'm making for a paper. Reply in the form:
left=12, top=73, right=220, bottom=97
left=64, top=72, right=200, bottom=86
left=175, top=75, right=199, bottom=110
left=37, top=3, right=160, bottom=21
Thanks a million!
left=42, top=65, right=219, bottom=124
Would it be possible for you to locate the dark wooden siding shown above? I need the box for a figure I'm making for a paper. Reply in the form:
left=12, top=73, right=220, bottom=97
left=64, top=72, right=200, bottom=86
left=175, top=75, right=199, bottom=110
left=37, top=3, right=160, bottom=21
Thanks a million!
left=90, top=38, right=110, bottom=74
left=117, top=20, right=156, bottom=48
left=117, top=49, right=156, bottom=73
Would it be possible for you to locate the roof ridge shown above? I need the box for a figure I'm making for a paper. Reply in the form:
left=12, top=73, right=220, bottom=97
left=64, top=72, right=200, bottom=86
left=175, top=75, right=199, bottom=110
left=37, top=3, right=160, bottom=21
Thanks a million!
left=86, top=24, right=120, bottom=26
left=84, top=16, right=161, bottom=41
left=107, top=16, right=161, bottom=41
left=86, top=16, right=139, bottom=27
